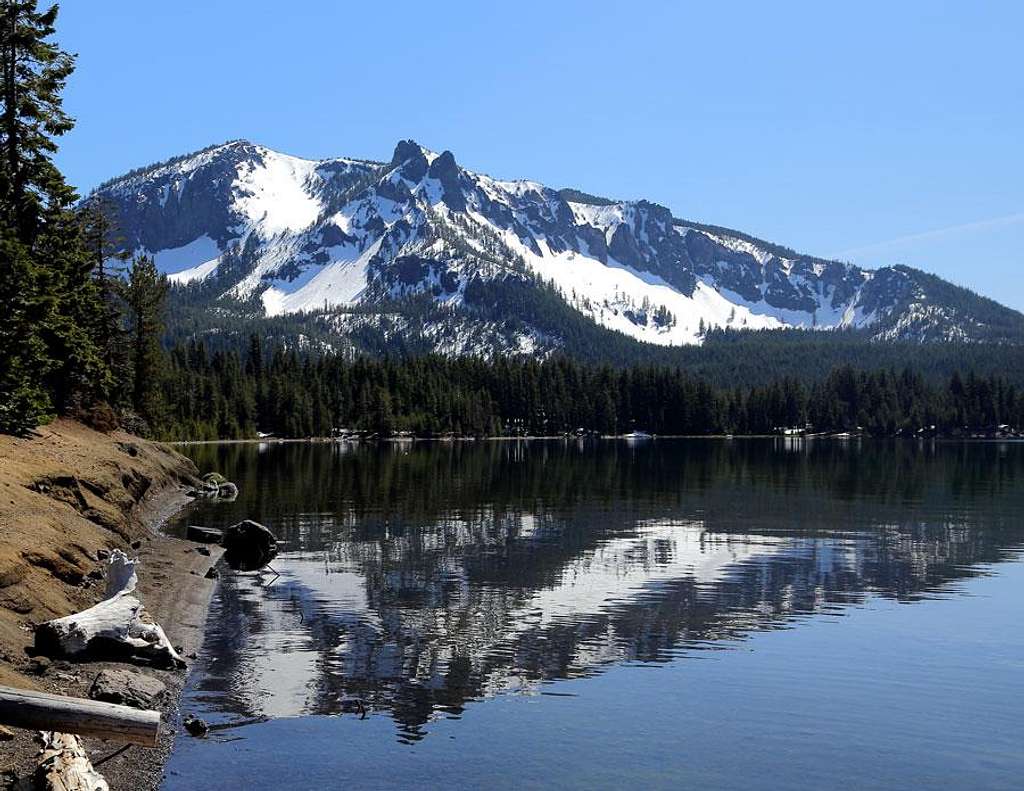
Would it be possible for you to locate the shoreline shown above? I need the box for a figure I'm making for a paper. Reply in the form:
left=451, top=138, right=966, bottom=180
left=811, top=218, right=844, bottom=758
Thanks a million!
left=0, top=421, right=221, bottom=790
left=105, top=480, right=224, bottom=790
left=169, top=433, right=1024, bottom=445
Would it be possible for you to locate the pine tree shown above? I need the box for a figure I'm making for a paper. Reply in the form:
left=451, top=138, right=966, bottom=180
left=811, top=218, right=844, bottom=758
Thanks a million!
left=1, top=1, right=75, bottom=243
left=0, top=229, right=51, bottom=431
left=0, top=1, right=108, bottom=431
left=78, top=195, right=129, bottom=397
left=124, top=255, right=168, bottom=431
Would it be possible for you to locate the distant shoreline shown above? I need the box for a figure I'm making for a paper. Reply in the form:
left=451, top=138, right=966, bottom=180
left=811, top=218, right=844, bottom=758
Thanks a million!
left=168, top=433, right=1024, bottom=446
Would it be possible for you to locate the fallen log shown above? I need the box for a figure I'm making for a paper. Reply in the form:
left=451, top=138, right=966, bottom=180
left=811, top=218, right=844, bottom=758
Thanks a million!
left=34, top=551, right=184, bottom=668
left=32, top=732, right=110, bottom=791
left=185, top=525, right=223, bottom=544
left=0, top=686, right=160, bottom=747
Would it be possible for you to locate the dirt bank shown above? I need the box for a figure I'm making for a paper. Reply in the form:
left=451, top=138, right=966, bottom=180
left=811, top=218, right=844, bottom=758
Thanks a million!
left=0, top=419, right=221, bottom=789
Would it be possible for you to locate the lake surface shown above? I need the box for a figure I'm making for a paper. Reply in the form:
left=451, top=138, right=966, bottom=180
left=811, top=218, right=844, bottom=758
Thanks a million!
left=162, top=439, right=1024, bottom=790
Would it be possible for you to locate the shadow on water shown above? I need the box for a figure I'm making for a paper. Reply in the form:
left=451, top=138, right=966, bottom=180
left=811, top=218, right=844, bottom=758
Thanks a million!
left=167, top=438, right=1024, bottom=744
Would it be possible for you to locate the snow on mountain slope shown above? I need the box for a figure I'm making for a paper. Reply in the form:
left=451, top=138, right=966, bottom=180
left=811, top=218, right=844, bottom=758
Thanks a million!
left=155, top=234, right=221, bottom=283
left=91, top=139, right=1024, bottom=351
left=262, top=237, right=382, bottom=316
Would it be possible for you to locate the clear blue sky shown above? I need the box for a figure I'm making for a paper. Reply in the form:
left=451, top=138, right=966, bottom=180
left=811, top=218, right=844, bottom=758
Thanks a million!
left=54, top=1, right=1023, bottom=309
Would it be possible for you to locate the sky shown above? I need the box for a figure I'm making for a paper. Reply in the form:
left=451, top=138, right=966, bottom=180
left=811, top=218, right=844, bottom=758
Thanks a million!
left=53, top=1, right=1023, bottom=309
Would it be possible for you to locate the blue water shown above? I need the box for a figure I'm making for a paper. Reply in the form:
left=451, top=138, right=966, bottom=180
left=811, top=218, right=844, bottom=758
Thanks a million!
left=162, top=440, right=1024, bottom=789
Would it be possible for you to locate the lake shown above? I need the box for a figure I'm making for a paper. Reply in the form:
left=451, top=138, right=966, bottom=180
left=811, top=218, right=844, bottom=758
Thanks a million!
left=162, top=439, right=1024, bottom=790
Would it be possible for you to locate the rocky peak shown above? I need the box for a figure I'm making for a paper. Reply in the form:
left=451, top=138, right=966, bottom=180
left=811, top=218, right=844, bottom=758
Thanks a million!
left=428, top=150, right=466, bottom=211
left=389, top=139, right=430, bottom=183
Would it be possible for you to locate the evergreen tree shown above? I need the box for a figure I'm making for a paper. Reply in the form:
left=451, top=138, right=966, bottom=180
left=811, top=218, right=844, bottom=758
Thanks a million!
left=124, top=255, right=168, bottom=430
left=0, top=229, right=51, bottom=430
left=1, top=1, right=75, bottom=243
left=0, top=1, right=108, bottom=430
left=78, top=195, right=129, bottom=397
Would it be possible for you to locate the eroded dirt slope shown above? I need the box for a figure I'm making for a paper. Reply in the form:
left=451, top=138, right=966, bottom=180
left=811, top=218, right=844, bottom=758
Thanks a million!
left=0, top=420, right=199, bottom=689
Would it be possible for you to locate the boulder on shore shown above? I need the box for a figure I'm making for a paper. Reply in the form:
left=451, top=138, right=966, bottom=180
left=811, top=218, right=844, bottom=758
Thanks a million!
left=89, top=668, right=166, bottom=709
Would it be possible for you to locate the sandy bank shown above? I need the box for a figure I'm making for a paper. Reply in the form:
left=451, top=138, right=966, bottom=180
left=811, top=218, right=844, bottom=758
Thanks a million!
left=0, top=420, right=221, bottom=789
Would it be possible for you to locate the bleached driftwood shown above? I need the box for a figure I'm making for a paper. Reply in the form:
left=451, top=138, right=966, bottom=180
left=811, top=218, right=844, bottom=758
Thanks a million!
left=103, top=550, right=137, bottom=598
left=31, top=732, right=110, bottom=791
left=34, top=551, right=184, bottom=668
left=0, top=685, right=160, bottom=746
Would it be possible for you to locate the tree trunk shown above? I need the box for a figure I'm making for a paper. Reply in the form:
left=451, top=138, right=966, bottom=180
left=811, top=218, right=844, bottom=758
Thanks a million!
left=0, top=686, right=159, bottom=747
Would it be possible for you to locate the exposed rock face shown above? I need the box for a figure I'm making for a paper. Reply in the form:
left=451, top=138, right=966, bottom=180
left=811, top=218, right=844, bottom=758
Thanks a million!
left=90, top=139, right=1024, bottom=352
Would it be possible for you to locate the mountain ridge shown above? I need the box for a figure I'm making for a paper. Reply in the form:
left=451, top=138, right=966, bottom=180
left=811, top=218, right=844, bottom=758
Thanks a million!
left=90, top=138, right=1024, bottom=356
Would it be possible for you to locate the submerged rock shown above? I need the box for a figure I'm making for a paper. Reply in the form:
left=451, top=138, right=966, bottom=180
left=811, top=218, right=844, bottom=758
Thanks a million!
left=202, top=472, right=227, bottom=487
left=183, top=715, right=209, bottom=737
left=222, top=520, right=278, bottom=572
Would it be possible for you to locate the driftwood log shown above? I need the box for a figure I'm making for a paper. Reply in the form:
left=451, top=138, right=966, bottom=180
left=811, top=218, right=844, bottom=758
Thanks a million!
left=34, top=552, right=184, bottom=668
left=28, top=731, right=110, bottom=791
left=0, top=686, right=159, bottom=747
left=185, top=525, right=223, bottom=544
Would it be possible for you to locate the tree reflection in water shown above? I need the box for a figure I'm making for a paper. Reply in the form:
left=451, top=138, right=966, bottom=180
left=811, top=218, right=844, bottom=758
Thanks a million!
left=169, top=439, right=1024, bottom=742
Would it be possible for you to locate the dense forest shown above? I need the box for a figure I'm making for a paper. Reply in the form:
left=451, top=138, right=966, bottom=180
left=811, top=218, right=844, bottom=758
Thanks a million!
left=159, top=340, right=1024, bottom=440
left=165, top=274, right=1024, bottom=390
left=2, top=2, right=1024, bottom=444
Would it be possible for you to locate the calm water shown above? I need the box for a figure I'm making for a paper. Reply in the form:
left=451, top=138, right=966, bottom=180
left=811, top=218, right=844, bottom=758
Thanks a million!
left=162, top=439, right=1024, bottom=790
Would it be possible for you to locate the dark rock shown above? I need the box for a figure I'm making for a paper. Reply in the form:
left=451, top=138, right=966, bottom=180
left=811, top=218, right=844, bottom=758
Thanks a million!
left=184, top=715, right=208, bottom=737
left=96, top=548, right=110, bottom=561
left=222, top=520, right=278, bottom=572
left=0, top=725, right=14, bottom=741
left=339, top=698, right=367, bottom=718
left=195, top=546, right=211, bottom=557
left=389, top=140, right=429, bottom=182
left=216, top=481, right=238, bottom=500
left=186, top=525, right=223, bottom=544
left=89, top=669, right=167, bottom=709
left=204, top=566, right=219, bottom=579
left=428, top=150, right=466, bottom=212
left=29, top=656, right=51, bottom=675
left=130, top=540, right=142, bottom=550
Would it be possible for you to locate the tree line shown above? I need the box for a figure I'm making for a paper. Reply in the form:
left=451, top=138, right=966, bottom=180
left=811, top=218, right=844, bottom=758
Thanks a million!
left=158, top=340, right=1024, bottom=440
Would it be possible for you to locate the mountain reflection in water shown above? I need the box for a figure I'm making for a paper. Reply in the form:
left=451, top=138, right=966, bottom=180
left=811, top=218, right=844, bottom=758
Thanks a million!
left=168, top=439, right=1024, bottom=742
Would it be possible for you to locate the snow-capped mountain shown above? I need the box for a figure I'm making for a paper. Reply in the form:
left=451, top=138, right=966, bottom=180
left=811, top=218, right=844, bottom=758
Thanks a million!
left=92, top=139, right=1024, bottom=353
